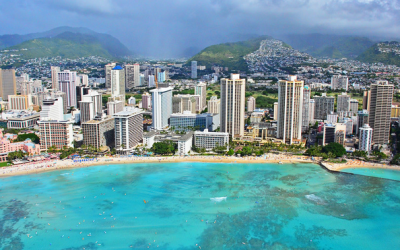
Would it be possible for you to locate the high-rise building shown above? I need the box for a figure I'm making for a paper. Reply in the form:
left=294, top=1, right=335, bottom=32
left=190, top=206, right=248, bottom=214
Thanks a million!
left=76, top=86, right=90, bottom=109
left=357, top=110, right=369, bottom=135
left=208, top=96, right=220, bottom=114
left=113, top=107, right=144, bottom=154
left=337, top=93, right=350, bottom=112
left=350, top=99, right=359, bottom=115
left=51, top=66, right=60, bottom=90
left=107, top=95, right=125, bottom=116
left=40, top=97, right=64, bottom=121
left=363, top=90, right=370, bottom=111
left=125, top=64, right=140, bottom=88
left=323, top=123, right=346, bottom=146
left=79, top=90, right=102, bottom=124
left=359, top=124, right=373, bottom=152
left=58, top=70, right=78, bottom=108
left=273, top=102, right=278, bottom=120
left=142, top=92, right=151, bottom=110
left=82, top=116, right=115, bottom=149
left=8, top=95, right=32, bottom=110
left=151, top=87, right=173, bottom=130
left=220, top=74, right=245, bottom=138
left=170, top=111, right=219, bottom=132
left=172, top=94, right=199, bottom=114
left=314, top=93, right=335, bottom=120
left=277, top=76, right=304, bottom=144
left=191, top=61, right=197, bottom=79
left=0, top=69, right=17, bottom=100
left=79, top=74, right=89, bottom=87
left=309, top=99, right=315, bottom=124
left=247, top=96, right=256, bottom=112
left=302, top=86, right=311, bottom=131
left=111, top=66, right=125, bottom=99
left=148, top=75, right=156, bottom=88
left=195, top=82, right=207, bottom=111
left=331, top=75, right=348, bottom=91
left=38, top=120, right=74, bottom=151
left=105, top=63, right=116, bottom=88
left=367, top=80, right=394, bottom=144
left=327, top=112, right=338, bottom=124
left=53, top=91, right=68, bottom=115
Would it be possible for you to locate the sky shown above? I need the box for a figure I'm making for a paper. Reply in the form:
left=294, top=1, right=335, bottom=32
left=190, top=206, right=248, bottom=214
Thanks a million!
left=0, top=0, right=399, bottom=58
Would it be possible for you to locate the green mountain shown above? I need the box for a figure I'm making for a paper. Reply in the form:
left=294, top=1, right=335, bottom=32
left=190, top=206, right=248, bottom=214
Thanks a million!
left=3, top=31, right=132, bottom=59
left=0, top=27, right=132, bottom=58
left=280, top=34, right=375, bottom=58
left=188, top=36, right=271, bottom=71
left=357, top=41, right=400, bottom=66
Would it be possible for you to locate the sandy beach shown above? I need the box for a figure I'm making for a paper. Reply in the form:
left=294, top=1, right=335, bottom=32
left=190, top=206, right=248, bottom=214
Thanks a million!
left=321, top=159, right=400, bottom=172
left=0, top=154, right=315, bottom=177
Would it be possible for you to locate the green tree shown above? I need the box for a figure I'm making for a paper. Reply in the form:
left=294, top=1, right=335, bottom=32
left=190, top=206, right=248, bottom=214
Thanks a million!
left=227, top=149, right=234, bottom=156
left=322, top=143, right=346, bottom=158
left=8, top=150, right=27, bottom=162
left=15, top=133, right=40, bottom=144
left=151, top=141, right=176, bottom=155
left=241, top=146, right=253, bottom=156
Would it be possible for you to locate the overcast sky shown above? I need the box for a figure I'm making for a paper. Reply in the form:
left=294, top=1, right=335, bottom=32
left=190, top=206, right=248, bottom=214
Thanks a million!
left=0, top=0, right=399, bottom=58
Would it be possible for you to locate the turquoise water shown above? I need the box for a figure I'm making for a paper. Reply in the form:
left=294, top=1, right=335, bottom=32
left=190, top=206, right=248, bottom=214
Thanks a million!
left=342, top=167, right=400, bottom=181
left=1, top=162, right=400, bottom=250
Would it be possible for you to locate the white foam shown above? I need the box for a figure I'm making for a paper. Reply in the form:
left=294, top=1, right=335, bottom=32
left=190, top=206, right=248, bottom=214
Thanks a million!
left=210, top=197, right=227, bottom=202
left=305, top=194, right=326, bottom=204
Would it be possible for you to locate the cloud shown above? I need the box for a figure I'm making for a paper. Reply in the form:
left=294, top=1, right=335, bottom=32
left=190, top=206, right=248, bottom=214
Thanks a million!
left=0, top=0, right=399, bottom=58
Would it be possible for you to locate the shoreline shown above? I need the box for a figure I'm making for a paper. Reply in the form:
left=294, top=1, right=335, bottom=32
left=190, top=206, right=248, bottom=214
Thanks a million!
left=320, top=160, right=400, bottom=172
left=1, top=154, right=315, bottom=177
left=2, top=155, right=400, bottom=178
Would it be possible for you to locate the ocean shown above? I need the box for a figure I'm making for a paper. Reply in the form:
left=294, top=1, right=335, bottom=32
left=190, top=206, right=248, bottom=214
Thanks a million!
left=0, top=162, right=400, bottom=249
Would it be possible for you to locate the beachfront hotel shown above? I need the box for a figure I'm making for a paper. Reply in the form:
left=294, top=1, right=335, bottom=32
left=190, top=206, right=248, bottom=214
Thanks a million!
left=277, top=75, right=304, bottom=145
left=82, top=116, right=115, bottom=150
left=220, top=74, right=245, bottom=139
left=366, top=80, right=394, bottom=145
left=113, top=107, right=143, bottom=154
left=151, top=87, right=173, bottom=130
left=194, top=129, right=229, bottom=151
left=359, top=124, right=373, bottom=152
left=38, top=120, right=74, bottom=151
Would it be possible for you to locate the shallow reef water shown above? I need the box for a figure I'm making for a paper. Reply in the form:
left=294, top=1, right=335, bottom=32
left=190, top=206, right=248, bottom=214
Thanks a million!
left=0, top=162, right=400, bottom=249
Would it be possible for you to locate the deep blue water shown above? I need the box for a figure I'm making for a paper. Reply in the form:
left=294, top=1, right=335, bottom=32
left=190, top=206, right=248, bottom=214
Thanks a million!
left=0, top=162, right=400, bottom=250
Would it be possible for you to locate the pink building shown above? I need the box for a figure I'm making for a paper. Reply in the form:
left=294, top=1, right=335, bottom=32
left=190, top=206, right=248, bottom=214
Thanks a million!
left=0, top=130, right=40, bottom=162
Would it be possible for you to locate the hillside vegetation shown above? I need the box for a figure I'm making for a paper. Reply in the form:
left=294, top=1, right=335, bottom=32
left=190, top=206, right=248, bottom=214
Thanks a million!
left=281, top=34, right=375, bottom=58
left=188, top=36, right=271, bottom=71
left=357, top=41, right=400, bottom=66
left=4, top=32, right=131, bottom=59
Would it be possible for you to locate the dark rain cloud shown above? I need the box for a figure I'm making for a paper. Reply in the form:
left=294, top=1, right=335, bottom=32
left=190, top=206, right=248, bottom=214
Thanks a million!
left=0, top=0, right=399, bottom=58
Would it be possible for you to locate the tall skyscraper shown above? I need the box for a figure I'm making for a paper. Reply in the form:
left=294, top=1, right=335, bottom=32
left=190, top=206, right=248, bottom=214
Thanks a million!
left=105, top=63, right=116, bottom=88
left=208, top=96, right=220, bottom=114
left=302, top=86, right=311, bottom=131
left=337, top=93, right=350, bottom=112
left=314, top=93, right=335, bottom=120
left=151, top=87, right=173, bottom=130
left=367, top=80, right=394, bottom=144
left=58, top=70, right=78, bottom=108
left=195, top=82, right=207, bottom=111
left=277, top=76, right=304, bottom=144
left=51, top=66, right=60, bottom=90
left=247, top=96, right=256, bottom=112
left=148, top=75, right=156, bottom=88
left=0, top=69, right=17, bottom=101
left=331, top=75, right=348, bottom=91
left=359, top=124, right=373, bottom=152
left=114, top=107, right=144, bottom=154
left=220, top=74, right=245, bottom=138
left=82, top=116, right=115, bottom=149
left=79, top=90, right=102, bottom=124
left=191, top=61, right=197, bottom=79
left=125, top=64, right=140, bottom=88
left=273, top=102, right=278, bottom=120
left=8, top=95, right=32, bottom=110
left=79, top=74, right=89, bottom=87
left=173, top=94, right=198, bottom=114
left=111, top=66, right=125, bottom=99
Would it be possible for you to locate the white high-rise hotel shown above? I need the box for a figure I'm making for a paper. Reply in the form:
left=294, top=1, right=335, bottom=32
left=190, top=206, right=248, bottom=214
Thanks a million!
left=151, top=87, right=173, bottom=130
left=277, top=76, right=304, bottom=144
left=220, top=74, right=245, bottom=138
